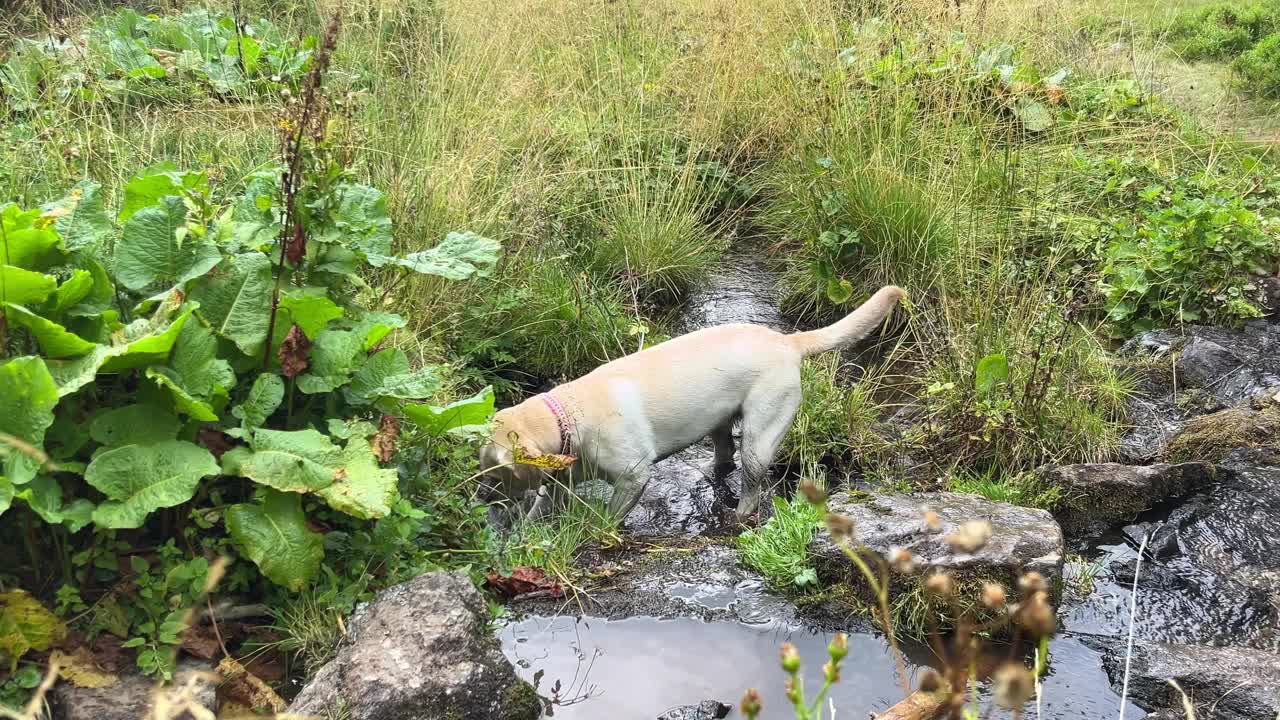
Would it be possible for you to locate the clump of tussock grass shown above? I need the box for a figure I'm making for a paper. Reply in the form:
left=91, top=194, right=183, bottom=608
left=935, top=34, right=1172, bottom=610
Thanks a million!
left=738, top=485, right=826, bottom=591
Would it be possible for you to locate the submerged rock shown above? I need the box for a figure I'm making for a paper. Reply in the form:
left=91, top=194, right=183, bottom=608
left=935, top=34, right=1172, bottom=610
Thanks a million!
left=812, top=491, right=1064, bottom=595
left=289, top=571, right=540, bottom=720
left=1038, top=462, right=1213, bottom=537
left=1099, top=641, right=1280, bottom=720
left=656, top=700, right=731, bottom=720
left=51, top=658, right=215, bottom=720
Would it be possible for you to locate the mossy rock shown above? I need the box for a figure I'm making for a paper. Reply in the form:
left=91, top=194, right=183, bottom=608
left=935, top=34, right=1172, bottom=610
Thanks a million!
left=501, top=681, right=543, bottom=720
left=1166, top=402, right=1280, bottom=465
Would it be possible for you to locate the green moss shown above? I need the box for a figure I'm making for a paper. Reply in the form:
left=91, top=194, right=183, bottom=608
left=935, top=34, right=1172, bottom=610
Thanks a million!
left=1166, top=403, right=1280, bottom=464
left=502, top=680, right=543, bottom=720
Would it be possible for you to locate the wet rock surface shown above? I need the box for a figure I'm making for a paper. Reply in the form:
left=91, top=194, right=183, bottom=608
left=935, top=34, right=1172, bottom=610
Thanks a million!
left=656, top=700, right=731, bottom=720
left=812, top=491, right=1065, bottom=588
left=51, top=658, right=215, bottom=720
left=1120, top=323, right=1280, bottom=461
left=1097, top=640, right=1280, bottom=720
left=289, top=571, right=540, bottom=720
left=1040, top=462, right=1213, bottom=537
left=1065, top=450, right=1280, bottom=651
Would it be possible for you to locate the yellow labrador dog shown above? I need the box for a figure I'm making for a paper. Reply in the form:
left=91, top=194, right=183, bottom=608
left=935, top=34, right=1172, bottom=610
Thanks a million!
left=479, top=285, right=904, bottom=523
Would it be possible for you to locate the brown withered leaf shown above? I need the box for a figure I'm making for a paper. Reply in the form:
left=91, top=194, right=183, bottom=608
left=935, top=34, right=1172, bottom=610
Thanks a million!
left=372, top=415, right=399, bottom=463
left=485, top=566, right=564, bottom=600
left=284, top=224, right=307, bottom=265
left=241, top=651, right=285, bottom=683
left=215, top=656, right=286, bottom=714
left=196, top=428, right=237, bottom=461
left=278, top=324, right=312, bottom=379
left=179, top=624, right=223, bottom=660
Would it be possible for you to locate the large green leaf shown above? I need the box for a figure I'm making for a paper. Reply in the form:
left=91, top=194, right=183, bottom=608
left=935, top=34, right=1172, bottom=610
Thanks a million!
left=65, top=258, right=115, bottom=318
left=318, top=183, right=392, bottom=257
left=230, top=373, right=284, bottom=434
left=190, top=251, right=273, bottom=356
left=99, top=303, right=194, bottom=373
left=0, top=204, right=63, bottom=270
left=118, top=165, right=208, bottom=223
left=345, top=348, right=442, bottom=406
left=3, top=303, right=96, bottom=358
left=279, top=290, right=342, bottom=340
left=296, top=328, right=364, bottom=394
left=169, top=319, right=235, bottom=398
left=222, top=428, right=341, bottom=493
left=0, top=266, right=56, bottom=305
left=89, top=404, right=179, bottom=447
left=0, top=356, right=59, bottom=485
left=43, top=181, right=112, bottom=253
left=225, top=490, right=322, bottom=591
left=113, top=196, right=221, bottom=292
left=350, top=311, right=405, bottom=351
left=403, top=386, right=496, bottom=436
left=316, top=437, right=398, bottom=519
left=975, top=353, right=1010, bottom=396
left=48, top=269, right=94, bottom=314
left=86, top=440, right=219, bottom=529
left=146, top=367, right=219, bottom=421
left=367, top=231, right=500, bottom=280
left=14, top=476, right=94, bottom=532
left=0, top=479, right=12, bottom=517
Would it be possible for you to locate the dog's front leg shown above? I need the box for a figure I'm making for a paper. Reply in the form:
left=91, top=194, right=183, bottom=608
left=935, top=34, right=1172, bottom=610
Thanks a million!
left=605, top=460, right=653, bottom=520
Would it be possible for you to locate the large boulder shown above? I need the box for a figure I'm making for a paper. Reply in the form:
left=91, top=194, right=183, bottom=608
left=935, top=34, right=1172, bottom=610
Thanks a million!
left=51, top=658, right=215, bottom=720
left=1166, top=401, right=1280, bottom=464
left=812, top=491, right=1064, bottom=595
left=1099, top=641, right=1280, bottom=720
left=1037, top=462, right=1213, bottom=537
left=289, top=571, right=541, bottom=720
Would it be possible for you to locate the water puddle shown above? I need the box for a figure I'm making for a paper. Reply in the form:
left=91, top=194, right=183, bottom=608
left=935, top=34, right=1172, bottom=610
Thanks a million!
left=500, top=616, right=1144, bottom=719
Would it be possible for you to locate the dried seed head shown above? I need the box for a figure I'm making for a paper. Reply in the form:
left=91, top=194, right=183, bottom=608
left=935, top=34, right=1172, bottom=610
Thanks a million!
left=798, top=479, right=828, bottom=505
left=923, top=510, right=943, bottom=533
left=740, top=688, right=762, bottom=718
left=1018, top=571, right=1047, bottom=595
left=945, top=519, right=992, bottom=553
left=918, top=668, right=943, bottom=693
left=823, top=659, right=840, bottom=683
left=827, top=633, right=849, bottom=661
left=890, top=547, right=917, bottom=574
left=784, top=676, right=801, bottom=704
left=924, top=571, right=954, bottom=597
left=780, top=643, right=801, bottom=674
left=982, top=582, right=1007, bottom=610
left=1016, top=590, right=1057, bottom=636
left=993, top=662, right=1036, bottom=710
left=825, top=512, right=855, bottom=541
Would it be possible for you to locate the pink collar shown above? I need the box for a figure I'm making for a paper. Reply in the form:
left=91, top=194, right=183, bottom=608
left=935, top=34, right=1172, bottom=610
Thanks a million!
left=540, top=393, right=573, bottom=456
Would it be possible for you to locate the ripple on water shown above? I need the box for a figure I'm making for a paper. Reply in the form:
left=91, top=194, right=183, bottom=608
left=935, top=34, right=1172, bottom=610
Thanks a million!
left=499, top=616, right=1144, bottom=719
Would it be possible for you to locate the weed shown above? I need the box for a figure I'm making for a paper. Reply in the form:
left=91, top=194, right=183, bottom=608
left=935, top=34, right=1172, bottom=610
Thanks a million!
left=1233, top=32, right=1280, bottom=96
left=947, top=469, right=1064, bottom=510
left=490, top=496, right=621, bottom=581
left=738, top=489, right=825, bottom=591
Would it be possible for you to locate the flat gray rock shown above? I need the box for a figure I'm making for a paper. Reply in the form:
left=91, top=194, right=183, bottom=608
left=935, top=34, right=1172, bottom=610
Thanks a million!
left=289, top=571, right=540, bottom=720
left=1038, top=462, right=1213, bottom=536
left=51, top=658, right=215, bottom=720
left=812, top=491, right=1064, bottom=589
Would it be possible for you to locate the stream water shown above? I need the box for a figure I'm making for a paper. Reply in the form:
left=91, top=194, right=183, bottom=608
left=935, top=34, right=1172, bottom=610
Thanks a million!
left=496, top=245, right=1213, bottom=718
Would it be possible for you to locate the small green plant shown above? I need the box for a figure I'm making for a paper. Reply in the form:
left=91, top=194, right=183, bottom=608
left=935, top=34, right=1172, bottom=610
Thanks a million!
left=1163, top=1, right=1280, bottom=60
left=491, top=495, right=621, bottom=580
left=947, top=469, right=1063, bottom=510
left=1100, top=180, right=1278, bottom=334
left=738, top=490, right=825, bottom=591
left=0, top=8, right=316, bottom=115
left=1233, top=32, right=1280, bottom=97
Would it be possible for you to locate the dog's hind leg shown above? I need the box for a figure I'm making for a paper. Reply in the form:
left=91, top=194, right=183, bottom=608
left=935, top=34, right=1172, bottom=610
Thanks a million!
left=710, top=419, right=736, bottom=478
left=736, top=381, right=802, bottom=521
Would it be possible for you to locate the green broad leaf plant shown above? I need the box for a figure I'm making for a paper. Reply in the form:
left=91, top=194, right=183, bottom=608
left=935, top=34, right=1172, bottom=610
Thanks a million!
left=0, top=22, right=498, bottom=679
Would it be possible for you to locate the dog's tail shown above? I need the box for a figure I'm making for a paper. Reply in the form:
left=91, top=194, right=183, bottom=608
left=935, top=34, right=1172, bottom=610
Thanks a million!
left=786, top=285, right=904, bottom=356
